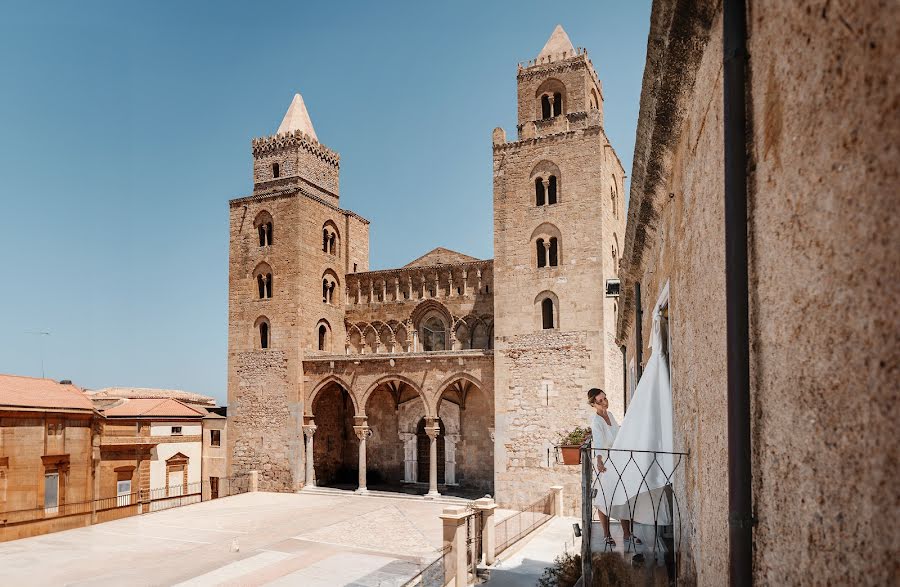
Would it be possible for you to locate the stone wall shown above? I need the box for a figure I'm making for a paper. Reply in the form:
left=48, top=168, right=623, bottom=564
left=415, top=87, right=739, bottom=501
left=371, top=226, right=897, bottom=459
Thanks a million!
left=617, top=1, right=899, bottom=584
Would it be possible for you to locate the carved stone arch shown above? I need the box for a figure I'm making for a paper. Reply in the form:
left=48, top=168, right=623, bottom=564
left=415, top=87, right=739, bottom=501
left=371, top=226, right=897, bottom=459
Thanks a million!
left=308, top=374, right=359, bottom=417
left=531, top=222, right=563, bottom=268
left=435, top=373, right=485, bottom=418
left=361, top=375, right=430, bottom=418
left=535, top=78, right=568, bottom=118
left=253, top=210, right=273, bottom=229
left=321, top=219, right=341, bottom=255
left=251, top=261, right=273, bottom=278
left=315, top=318, right=332, bottom=352
left=534, top=290, right=560, bottom=330
left=409, top=299, right=452, bottom=329
left=346, top=322, right=364, bottom=353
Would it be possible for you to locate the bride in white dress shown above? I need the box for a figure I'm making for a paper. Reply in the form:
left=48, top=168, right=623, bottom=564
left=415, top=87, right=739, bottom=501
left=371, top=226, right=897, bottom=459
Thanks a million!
left=589, top=388, right=641, bottom=548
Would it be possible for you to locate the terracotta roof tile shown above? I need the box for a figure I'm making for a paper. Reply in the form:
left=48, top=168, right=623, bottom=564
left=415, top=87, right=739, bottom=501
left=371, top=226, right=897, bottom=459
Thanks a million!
left=0, top=374, right=94, bottom=411
left=89, top=387, right=216, bottom=406
left=102, top=398, right=205, bottom=419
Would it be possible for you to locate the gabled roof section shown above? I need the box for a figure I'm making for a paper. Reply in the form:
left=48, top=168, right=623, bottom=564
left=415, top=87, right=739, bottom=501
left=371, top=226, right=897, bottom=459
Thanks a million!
left=537, top=25, right=576, bottom=60
left=0, top=374, right=94, bottom=412
left=276, top=93, right=318, bottom=140
left=403, top=247, right=481, bottom=268
left=102, top=398, right=205, bottom=419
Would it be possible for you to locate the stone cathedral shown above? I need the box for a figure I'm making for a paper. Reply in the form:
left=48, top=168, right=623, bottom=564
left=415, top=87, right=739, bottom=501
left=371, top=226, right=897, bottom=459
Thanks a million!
left=227, top=26, right=625, bottom=512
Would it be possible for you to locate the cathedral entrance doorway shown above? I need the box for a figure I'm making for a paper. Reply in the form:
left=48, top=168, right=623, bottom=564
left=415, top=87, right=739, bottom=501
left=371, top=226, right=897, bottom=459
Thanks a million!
left=311, top=382, right=357, bottom=487
left=417, top=417, right=445, bottom=485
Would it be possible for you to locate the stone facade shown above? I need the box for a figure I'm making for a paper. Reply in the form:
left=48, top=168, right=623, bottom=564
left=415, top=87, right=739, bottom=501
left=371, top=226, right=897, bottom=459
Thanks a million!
left=617, top=1, right=898, bottom=584
left=227, top=27, right=625, bottom=508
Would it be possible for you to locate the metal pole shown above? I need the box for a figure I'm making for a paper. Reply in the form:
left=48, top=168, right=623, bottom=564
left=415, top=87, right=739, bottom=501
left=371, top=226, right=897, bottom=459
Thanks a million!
left=724, top=0, right=753, bottom=584
left=581, top=443, right=592, bottom=585
left=634, top=284, right=644, bottom=381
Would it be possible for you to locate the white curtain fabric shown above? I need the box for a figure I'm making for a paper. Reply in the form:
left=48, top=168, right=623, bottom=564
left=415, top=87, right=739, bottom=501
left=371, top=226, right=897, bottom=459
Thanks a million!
left=595, top=310, right=675, bottom=525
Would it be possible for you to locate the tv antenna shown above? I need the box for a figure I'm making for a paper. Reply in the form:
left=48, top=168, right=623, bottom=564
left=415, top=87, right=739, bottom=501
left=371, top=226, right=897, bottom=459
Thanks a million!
left=25, top=331, right=51, bottom=378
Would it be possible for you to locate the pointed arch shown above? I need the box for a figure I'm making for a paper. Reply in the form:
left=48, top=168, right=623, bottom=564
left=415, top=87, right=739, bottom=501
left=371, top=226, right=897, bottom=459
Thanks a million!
left=308, top=374, right=359, bottom=417
left=361, top=375, right=430, bottom=418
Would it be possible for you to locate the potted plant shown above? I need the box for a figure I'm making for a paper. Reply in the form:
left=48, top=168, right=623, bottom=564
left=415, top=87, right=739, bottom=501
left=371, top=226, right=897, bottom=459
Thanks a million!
left=557, top=426, right=590, bottom=465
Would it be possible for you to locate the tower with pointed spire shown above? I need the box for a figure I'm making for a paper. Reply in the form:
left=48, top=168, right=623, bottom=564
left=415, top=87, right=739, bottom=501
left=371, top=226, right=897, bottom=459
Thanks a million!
left=491, top=25, right=626, bottom=512
left=227, top=92, right=370, bottom=490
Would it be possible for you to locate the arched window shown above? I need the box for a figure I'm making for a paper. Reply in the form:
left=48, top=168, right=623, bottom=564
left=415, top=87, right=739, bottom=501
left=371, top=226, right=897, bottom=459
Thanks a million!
left=316, top=320, right=332, bottom=352
left=254, top=211, right=273, bottom=247
left=530, top=161, right=561, bottom=206
left=542, top=298, right=555, bottom=329
left=541, top=95, right=552, bottom=119
left=535, top=291, right=559, bottom=330
left=536, top=79, right=566, bottom=122
left=255, top=317, right=271, bottom=349
left=422, top=316, right=447, bottom=352
left=272, top=162, right=280, bottom=178
left=322, top=221, right=340, bottom=256
left=256, top=273, right=273, bottom=299
left=532, top=223, right=562, bottom=269
left=552, top=92, right=562, bottom=117
left=321, top=271, right=339, bottom=305
left=253, top=263, right=273, bottom=299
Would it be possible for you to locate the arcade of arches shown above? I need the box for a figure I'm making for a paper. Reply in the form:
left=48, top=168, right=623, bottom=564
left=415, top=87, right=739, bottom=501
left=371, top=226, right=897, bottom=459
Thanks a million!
left=303, top=354, right=494, bottom=497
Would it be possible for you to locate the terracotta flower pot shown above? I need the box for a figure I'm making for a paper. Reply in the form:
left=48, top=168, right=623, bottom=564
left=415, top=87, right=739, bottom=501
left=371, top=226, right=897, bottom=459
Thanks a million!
left=560, top=446, right=582, bottom=465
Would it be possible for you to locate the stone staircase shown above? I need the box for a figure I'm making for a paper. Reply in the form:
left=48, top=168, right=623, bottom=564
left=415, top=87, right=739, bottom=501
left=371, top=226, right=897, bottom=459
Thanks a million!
left=300, top=485, right=471, bottom=505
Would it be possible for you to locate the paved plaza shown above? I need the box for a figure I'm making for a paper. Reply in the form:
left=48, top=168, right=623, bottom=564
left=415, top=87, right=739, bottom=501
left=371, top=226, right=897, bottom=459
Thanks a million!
left=0, top=491, right=462, bottom=586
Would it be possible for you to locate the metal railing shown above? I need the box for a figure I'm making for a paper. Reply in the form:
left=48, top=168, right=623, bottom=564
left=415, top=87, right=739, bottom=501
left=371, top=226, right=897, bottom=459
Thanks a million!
left=0, top=474, right=253, bottom=529
left=495, top=491, right=554, bottom=554
left=403, top=544, right=451, bottom=587
left=580, top=444, right=688, bottom=586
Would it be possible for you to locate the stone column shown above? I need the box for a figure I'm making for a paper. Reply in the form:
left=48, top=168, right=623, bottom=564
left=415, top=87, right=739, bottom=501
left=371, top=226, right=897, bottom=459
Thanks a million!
left=473, top=497, right=498, bottom=566
left=412, top=329, right=419, bottom=352
left=400, top=432, right=417, bottom=482
left=368, top=280, right=374, bottom=304
left=433, top=273, right=440, bottom=297
left=354, top=425, right=371, bottom=493
left=249, top=470, right=259, bottom=492
left=543, top=240, right=551, bottom=267
left=394, top=277, right=400, bottom=301
left=440, top=506, right=469, bottom=587
left=444, top=433, right=459, bottom=485
left=381, top=279, right=387, bottom=303
left=448, top=271, right=454, bottom=297
left=461, top=271, right=468, bottom=296
left=425, top=419, right=441, bottom=498
left=356, top=280, right=362, bottom=304
left=303, top=424, right=317, bottom=487
left=477, top=269, right=483, bottom=293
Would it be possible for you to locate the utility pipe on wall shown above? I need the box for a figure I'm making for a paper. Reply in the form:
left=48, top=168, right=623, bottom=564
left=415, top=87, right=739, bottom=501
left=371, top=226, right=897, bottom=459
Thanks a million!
left=723, top=0, right=753, bottom=584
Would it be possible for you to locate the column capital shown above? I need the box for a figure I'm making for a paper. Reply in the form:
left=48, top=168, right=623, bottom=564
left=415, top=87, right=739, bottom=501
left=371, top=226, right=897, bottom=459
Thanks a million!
left=302, top=424, right=317, bottom=438
left=354, top=425, right=372, bottom=441
left=425, top=425, right=440, bottom=440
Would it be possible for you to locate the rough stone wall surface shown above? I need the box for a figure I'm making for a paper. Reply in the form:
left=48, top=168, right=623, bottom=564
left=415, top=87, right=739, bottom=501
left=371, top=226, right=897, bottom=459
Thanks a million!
left=311, top=385, right=355, bottom=484
left=494, top=54, right=626, bottom=514
left=747, top=2, right=899, bottom=584
left=365, top=388, right=402, bottom=482
left=618, top=1, right=899, bottom=584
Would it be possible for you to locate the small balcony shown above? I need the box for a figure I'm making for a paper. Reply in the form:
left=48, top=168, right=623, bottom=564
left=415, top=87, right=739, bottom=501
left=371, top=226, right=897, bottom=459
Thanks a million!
left=578, top=445, right=689, bottom=586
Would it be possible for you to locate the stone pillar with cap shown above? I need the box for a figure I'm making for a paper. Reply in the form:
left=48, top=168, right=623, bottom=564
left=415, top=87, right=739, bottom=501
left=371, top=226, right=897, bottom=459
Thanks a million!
left=354, top=422, right=371, bottom=493
left=440, top=506, right=469, bottom=587
left=473, top=496, right=498, bottom=566
left=425, top=418, right=441, bottom=498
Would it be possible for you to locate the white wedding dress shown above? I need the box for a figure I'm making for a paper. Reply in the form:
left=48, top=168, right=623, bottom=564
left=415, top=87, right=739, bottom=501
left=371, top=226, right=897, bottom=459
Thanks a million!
left=596, top=310, right=675, bottom=526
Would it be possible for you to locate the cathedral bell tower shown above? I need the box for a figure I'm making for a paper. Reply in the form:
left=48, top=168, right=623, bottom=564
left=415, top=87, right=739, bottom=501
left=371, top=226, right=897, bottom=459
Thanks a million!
left=491, top=25, right=626, bottom=513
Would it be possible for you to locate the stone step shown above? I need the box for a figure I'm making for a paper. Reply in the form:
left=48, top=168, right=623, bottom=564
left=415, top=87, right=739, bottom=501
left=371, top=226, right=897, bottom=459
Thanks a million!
left=299, top=485, right=471, bottom=505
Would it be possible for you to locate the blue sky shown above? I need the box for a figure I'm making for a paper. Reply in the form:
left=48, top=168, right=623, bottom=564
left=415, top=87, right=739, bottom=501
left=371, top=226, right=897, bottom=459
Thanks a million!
left=0, top=1, right=651, bottom=403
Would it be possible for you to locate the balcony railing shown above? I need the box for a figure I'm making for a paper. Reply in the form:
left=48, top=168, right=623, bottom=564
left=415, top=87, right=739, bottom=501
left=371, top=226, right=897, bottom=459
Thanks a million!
left=580, top=445, right=688, bottom=586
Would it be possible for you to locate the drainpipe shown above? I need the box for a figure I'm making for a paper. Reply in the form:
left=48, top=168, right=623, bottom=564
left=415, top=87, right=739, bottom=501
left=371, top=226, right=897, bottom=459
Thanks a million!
left=724, top=0, right=753, bottom=584
left=621, top=345, right=628, bottom=413
left=634, top=283, right=644, bottom=382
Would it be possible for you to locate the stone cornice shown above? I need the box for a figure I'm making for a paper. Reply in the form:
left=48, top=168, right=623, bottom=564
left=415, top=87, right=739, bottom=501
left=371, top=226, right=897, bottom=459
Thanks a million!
left=251, top=129, right=340, bottom=167
left=229, top=186, right=370, bottom=225
left=303, top=349, right=493, bottom=364
left=347, top=259, right=493, bottom=280
left=493, top=124, right=604, bottom=152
